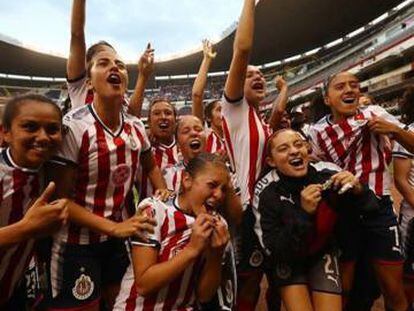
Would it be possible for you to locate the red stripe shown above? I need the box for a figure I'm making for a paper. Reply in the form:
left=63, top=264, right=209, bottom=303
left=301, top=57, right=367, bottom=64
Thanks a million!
left=360, top=128, right=372, bottom=185
left=164, top=145, right=177, bottom=168
left=161, top=212, right=188, bottom=310
left=160, top=210, right=169, bottom=241
left=247, top=107, right=259, bottom=199
left=68, top=131, right=90, bottom=244
left=125, top=281, right=138, bottom=311
left=325, top=124, right=346, bottom=167
left=316, top=131, right=334, bottom=163
left=9, top=170, right=27, bottom=224
left=112, top=136, right=127, bottom=221
left=206, top=132, right=214, bottom=153
left=90, top=123, right=111, bottom=243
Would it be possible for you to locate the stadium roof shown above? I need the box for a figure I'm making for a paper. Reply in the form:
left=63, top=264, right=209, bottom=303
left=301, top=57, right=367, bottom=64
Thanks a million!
left=0, top=0, right=405, bottom=84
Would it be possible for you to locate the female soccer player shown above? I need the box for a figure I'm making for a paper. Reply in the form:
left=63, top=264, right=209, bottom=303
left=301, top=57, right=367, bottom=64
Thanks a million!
left=393, top=87, right=414, bottom=304
left=253, top=129, right=370, bottom=311
left=222, top=0, right=288, bottom=308
left=0, top=94, right=68, bottom=309
left=114, top=153, right=231, bottom=310
left=139, top=98, right=180, bottom=199
left=308, top=71, right=414, bottom=311
left=192, top=39, right=226, bottom=155
left=67, top=0, right=153, bottom=114
left=47, top=47, right=168, bottom=310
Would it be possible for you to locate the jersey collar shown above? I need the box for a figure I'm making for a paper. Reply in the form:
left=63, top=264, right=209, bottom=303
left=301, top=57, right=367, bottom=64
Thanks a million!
left=89, top=103, right=124, bottom=137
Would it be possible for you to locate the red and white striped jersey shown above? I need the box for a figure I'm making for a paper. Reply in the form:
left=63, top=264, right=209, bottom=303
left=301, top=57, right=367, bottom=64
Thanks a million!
left=162, top=161, right=185, bottom=192
left=53, top=104, right=151, bottom=244
left=114, top=196, right=202, bottom=311
left=205, top=128, right=226, bottom=155
left=0, top=148, right=40, bottom=304
left=308, top=105, right=406, bottom=196
left=139, top=140, right=180, bottom=199
left=221, top=95, right=272, bottom=208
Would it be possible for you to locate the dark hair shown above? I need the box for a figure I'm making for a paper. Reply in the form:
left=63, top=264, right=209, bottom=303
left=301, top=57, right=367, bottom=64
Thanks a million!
left=86, top=41, right=115, bottom=78
left=401, top=86, right=414, bottom=124
left=204, top=99, right=220, bottom=126
left=186, top=152, right=228, bottom=178
left=308, top=88, right=331, bottom=123
left=148, top=98, right=177, bottom=123
left=2, top=94, right=62, bottom=131
left=86, top=41, right=115, bottom=63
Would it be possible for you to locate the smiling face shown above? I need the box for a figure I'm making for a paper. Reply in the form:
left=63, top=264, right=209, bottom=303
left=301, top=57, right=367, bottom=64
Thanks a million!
left=87, top=50, right=128, bottom=100
left=4, top=100, right=62, bottom=169
left=325, top=72, right=361, bottom=121
left=266, top=130, right=309, bottom=177
left=148, top=101, right=176, bottom=144
left=182, top=162, right=229, bottom=214
left=177, top=116, right=206, bottom=162
left=244, top=65, right=267, bottom=106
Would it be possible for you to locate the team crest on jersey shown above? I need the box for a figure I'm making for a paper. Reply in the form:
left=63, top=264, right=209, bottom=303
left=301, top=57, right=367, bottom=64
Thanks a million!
left=72, top=273, right=94, bottom=300
left=275, top=263, right=291, bottom=280
left=249, top=250, right=264, bottom=267
left=112, top=163, right=131, bottom=186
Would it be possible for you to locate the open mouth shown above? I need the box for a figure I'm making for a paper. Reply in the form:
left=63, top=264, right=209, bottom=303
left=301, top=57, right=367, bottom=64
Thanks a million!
left=342, top=97, right=356, bottom=105
left=204, top=200, right=217, bottom=212
left=289, top=158, right=304, bottom=167
left=252, top=81, right=265, bottom=91
left=189, top=139, right=201, bottom=150
left=107, top=73, right=121, bottom=84
left=158, top=122, right=169, bottom=130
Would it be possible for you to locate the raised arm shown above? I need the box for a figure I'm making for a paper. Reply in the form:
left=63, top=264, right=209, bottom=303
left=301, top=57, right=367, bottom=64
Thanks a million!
left=268, top=76, right=289, bottom=131
left=224, top=0, right=255, bottom=100
left=192, top=40, right=217, bottom=120
left=67, top=0, right=86, bottom=80
left=128, top=43, right=155, bottom=117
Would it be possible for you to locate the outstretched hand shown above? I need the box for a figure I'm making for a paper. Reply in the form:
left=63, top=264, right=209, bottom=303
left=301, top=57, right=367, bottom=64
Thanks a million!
left=138, top=42, right=155, bottom=78
left=202, top=39, right=217, bottom=60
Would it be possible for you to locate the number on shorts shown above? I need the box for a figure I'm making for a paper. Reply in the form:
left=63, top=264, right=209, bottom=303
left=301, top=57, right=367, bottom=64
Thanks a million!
left=389, top=225, right=401, bottom=253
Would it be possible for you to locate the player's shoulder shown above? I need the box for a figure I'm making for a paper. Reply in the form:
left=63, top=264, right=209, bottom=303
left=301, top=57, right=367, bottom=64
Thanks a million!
left=124, top=113, right=146, bottom=131
left=63, top=105, right=93, bottom=126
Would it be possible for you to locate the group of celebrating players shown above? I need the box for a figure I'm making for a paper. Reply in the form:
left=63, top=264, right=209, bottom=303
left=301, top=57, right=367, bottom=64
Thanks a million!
left=1, top=0, right=414, bottom=310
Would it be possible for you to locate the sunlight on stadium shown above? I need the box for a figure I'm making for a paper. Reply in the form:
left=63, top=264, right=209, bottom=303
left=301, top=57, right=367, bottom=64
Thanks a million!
left=1, top=0, right=414, bottom=310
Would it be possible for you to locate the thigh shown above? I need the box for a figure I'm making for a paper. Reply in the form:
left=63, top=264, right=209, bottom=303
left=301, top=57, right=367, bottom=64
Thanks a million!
left=48, top=242, right=101, bottom=309
left=312, top=291, right=341, bottom=311
left=280, top=285, right=313, bottom=311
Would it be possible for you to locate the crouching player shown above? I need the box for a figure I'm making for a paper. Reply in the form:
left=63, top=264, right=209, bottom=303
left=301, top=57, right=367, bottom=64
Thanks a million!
left=114, top=154, right=231, bottom=310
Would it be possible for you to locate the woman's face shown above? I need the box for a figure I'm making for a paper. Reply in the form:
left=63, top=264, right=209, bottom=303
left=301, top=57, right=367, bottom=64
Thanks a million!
left=266, top=130, right=309, bottom=177
left=4, top=101, right=62, bottom=168
left=148, top=101, right=176, bottom=143
left=88, top=49, right=128, bottom=100
left=177, top=116, right=206, bottom=161
left=182, top=163, right=229, bottom=214
left=325, top=72, right=360, bottom=119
